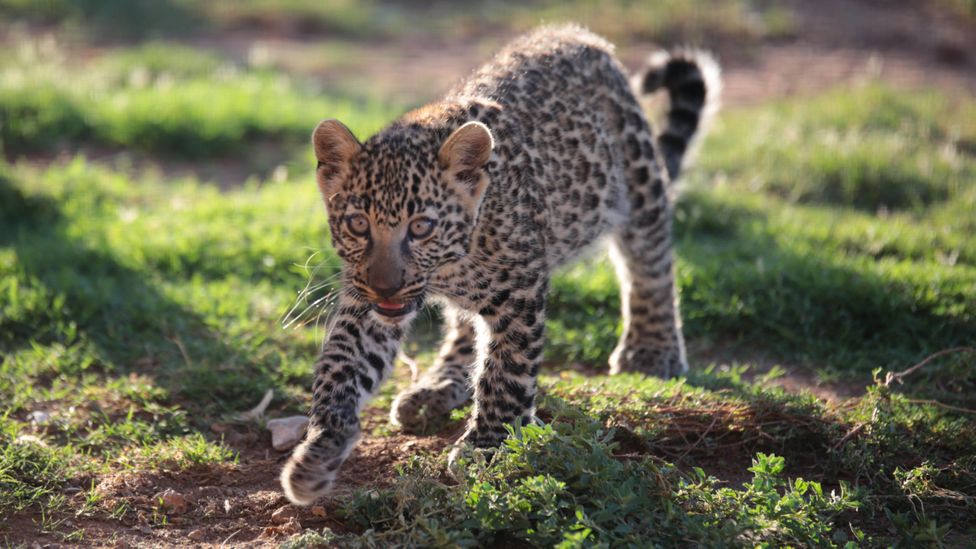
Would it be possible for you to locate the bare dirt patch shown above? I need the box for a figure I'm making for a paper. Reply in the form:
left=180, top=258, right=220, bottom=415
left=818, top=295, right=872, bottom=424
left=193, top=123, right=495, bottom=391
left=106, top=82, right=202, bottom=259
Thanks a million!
left=7, top=140, right=296, bottom=190
left=2, top=406, right=455, bottom=547
left=717, top=0, right=976, bottom=105
left=205, top=0, right=976, bottom=107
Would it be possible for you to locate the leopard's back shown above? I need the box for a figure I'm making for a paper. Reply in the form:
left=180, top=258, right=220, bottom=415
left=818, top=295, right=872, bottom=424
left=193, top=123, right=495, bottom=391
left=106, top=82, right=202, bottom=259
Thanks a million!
left=451, top=25, right=651, bottom=267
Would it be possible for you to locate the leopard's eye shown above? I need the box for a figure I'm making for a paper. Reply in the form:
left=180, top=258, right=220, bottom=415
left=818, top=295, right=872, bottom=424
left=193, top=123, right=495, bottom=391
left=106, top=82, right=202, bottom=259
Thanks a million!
left=346, top=214, right=370, bottom=236
left=408, top=217, right=436, bottom=239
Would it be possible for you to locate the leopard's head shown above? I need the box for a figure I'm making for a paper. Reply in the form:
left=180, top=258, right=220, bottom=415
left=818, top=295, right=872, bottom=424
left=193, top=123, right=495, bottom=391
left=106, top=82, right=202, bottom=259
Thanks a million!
left=312, top=118, right=493, bottom=325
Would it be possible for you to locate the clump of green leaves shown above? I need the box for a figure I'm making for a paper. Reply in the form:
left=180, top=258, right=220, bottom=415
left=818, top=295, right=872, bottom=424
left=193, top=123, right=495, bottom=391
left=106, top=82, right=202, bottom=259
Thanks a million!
left=832, top=371, right=976, bottom=533
left=677, top=453, right=864, bottom=547
left=336, top=418, right=863, bottom=547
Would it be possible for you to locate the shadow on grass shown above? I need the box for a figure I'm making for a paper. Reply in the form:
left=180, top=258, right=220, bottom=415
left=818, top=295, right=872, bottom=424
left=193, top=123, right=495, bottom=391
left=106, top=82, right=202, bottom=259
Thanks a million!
left=541, top=388, right=840, bottom=485
left=674, top=190, right=976, bottom=375
left=545, top=189, right=975, bottom=380
left=541, top=373, right=976, bottom=519
left=0, top=175, right=279, bottom=415
left=0, top=0, right=204, bottom=42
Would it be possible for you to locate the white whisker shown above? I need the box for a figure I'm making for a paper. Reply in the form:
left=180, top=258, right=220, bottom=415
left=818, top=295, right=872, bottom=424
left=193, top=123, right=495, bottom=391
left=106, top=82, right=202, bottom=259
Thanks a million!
left=283, top=290, right=339, bottom=330
left=280, top=250, right=347, bottom=330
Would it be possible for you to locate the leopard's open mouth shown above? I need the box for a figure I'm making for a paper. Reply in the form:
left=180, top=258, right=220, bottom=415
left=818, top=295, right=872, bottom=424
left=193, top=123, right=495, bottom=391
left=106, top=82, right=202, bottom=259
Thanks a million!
left=372, top=299, right=418, bottom=318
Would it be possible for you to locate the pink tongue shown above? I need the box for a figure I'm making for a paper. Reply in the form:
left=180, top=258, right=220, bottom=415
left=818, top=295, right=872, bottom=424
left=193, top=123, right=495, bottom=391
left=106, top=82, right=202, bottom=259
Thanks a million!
left=379, top=301, right=405, bottom=310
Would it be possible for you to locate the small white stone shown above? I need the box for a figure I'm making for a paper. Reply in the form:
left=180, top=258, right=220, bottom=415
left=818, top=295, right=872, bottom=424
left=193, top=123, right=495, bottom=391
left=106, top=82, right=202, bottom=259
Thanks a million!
left=267, top=416, right=309, bottom=451
left=279, top=517, right=301, bottom=534
left=15, top=434, right=47, bottom=446
left=28, top=411, right=51, bottom=425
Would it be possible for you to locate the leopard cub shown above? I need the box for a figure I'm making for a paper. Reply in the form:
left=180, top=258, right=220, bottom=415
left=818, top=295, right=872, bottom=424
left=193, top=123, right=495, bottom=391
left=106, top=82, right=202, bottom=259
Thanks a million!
left=282, top=24, right=720, bottom=505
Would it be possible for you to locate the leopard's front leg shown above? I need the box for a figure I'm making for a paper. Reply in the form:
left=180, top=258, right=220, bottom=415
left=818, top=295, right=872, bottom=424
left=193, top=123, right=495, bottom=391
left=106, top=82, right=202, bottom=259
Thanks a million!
left=281, top=298, right=403, bottom=505
left=391, top=303, right=475, bottom=433
left=451, top=283, right=547, bottom=461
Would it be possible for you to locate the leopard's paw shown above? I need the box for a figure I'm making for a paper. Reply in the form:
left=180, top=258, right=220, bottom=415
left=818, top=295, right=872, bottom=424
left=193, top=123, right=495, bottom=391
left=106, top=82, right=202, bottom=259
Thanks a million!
left=446, top=426, right=508, bottom=476
left=609, top=344, right=688, bottom=378
left=390, top=380, right=469, bottom=434
left=280, top=426, right=360, bottom=506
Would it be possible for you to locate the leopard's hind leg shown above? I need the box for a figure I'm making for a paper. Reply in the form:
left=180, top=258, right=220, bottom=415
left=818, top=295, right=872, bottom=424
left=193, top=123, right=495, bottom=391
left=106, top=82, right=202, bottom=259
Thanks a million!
left=607, top=130, right=688, bottom=378
left=607, top=50, right=719, bottom=377
left=391, top=303, right=474, bottom=432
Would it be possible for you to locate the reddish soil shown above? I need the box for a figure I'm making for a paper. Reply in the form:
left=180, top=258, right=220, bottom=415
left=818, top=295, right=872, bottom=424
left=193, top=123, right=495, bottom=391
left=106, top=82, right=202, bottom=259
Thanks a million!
left=3, top=406, right=457, bottom=547
left=717, top=0, right=976, bottom=105
left=232, top=0, right=976, bottom=107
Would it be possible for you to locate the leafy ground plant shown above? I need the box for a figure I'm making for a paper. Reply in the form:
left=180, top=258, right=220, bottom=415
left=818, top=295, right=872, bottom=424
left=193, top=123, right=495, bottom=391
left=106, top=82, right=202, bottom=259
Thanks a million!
left=305, top=420, right=863, bottom=548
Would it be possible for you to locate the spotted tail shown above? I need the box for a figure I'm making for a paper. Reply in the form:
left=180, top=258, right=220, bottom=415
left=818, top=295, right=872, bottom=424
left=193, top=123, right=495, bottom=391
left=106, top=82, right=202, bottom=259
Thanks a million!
left=634, top=49, right=721, bottom=182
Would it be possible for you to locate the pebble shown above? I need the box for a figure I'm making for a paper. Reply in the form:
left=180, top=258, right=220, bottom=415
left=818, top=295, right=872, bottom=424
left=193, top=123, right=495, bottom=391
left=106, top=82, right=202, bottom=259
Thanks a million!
left=259, top=517, right=302, bottom=539
left=278, top=517, right=302, bottom=535
left=15, top=435, right=47, bottom=446
left=271, top=505, right=298, bottom=524
left=29, top=411, right=51, bottom=425
left=154, top=489, right=189, bottom=514
left=267, top=416, right=308, bottom=451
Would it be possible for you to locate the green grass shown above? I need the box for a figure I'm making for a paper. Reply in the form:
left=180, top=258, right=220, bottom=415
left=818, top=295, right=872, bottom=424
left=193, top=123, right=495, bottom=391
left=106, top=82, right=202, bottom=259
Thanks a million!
left=0, top=35, right=974, bottom=545
left=0, top=42, right=398, bottom=158
left=307, top=370, right=975, bottom=547
left=938, top=0, right=976, bottom=18
left=0, top=0, right=202, bottom=40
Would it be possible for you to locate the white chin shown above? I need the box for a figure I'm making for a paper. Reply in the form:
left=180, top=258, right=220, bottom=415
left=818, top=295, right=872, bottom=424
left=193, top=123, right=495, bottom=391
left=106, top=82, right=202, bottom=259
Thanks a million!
left=370, top=309, right=416, bottom=326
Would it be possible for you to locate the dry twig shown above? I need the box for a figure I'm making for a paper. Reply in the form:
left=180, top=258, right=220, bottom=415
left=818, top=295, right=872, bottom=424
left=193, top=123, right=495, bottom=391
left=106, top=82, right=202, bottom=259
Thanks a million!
left=883, top=346, right=976, bottom=387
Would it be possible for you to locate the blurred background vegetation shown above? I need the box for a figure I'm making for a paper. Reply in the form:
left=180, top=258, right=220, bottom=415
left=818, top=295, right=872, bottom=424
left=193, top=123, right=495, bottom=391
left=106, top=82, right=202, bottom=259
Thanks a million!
left=1, top=0, right=974, bottom=546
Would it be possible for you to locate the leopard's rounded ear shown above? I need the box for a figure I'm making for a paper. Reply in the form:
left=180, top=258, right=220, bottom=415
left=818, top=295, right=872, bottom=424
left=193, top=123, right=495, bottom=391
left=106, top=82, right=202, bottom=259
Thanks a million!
left=438, top=122, right=494, bottom=211
left=312, top=119, right=362, bottom=200
left=438, top=121, right=494, bottom=171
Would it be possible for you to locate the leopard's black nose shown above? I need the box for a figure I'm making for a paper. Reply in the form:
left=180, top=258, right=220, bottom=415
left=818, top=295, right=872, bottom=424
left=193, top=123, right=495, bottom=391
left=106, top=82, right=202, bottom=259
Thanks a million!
left=368, top=265, right=405, bottom=299
left=371, top=281, right=404, bottom=300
